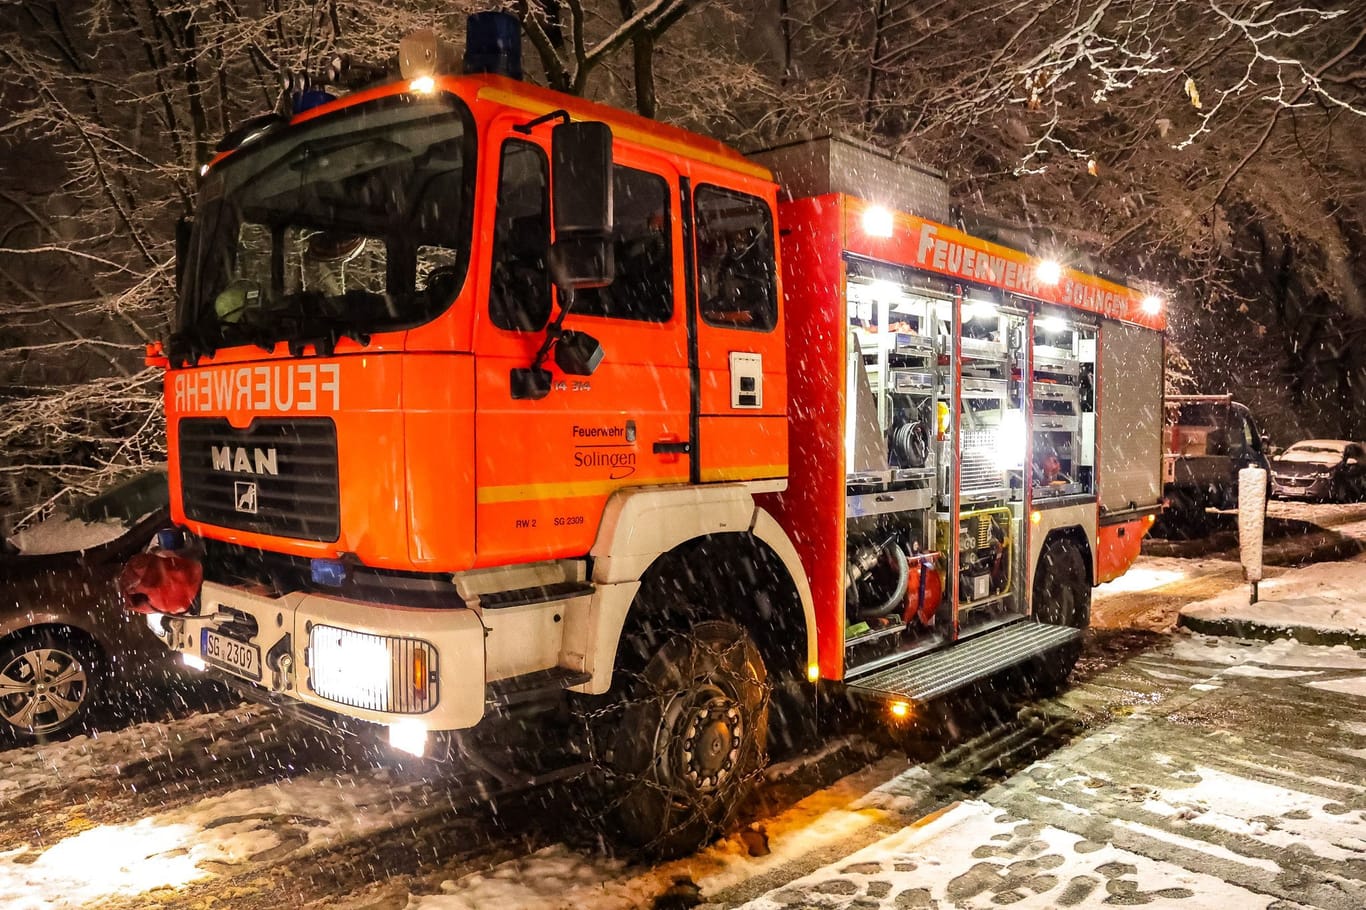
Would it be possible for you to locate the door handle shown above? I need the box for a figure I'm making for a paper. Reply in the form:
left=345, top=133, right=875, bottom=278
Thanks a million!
left=653, top=440, right=692, bottom=454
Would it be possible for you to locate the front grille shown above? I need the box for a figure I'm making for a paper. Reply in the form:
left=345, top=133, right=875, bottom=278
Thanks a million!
left=179, top=418, right=340, bottom=542
left=308, top=625, right=440, bottom=714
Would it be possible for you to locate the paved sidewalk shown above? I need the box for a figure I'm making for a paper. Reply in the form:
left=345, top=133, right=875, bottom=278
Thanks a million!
left=1178, top=554, right=1366, bottom=648
left=716, top=637, right=1366, bottom=909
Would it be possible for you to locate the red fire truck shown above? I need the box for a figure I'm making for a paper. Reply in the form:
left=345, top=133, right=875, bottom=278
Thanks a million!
left=124, top=14, right=1165, bottom=854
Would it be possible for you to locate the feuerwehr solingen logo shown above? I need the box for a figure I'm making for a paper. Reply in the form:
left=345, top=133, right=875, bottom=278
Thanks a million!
left=234, top=481, right=258, bottom=514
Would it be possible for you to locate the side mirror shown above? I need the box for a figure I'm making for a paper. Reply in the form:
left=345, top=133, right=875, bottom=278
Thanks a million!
left=175, top=215, right=193, bottom=294
left=555, top=330, right=603, bottom=376
left=549, top=120, right=614, bottom=291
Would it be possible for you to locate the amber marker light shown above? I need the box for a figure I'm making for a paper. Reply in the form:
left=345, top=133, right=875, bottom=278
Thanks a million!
left=1030, top=510, right=1042, bottom=525
left=413, top=648, right=428, bottom=700
left=890, top=701, right=910, bottom=719
left=807, top=664, right=820, bottom=682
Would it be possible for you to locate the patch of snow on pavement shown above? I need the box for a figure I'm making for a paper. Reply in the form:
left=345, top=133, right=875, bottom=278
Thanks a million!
left=0, top=704, right=265, bottom=806
left=1181, top=555, right=1366, bottom=634
left=736, top=800, right=1281, bottom=909
left=1221, top=665, right=1320, bottom=679
left=0, top=769, right=427, bottom=910
left=1145, top=765, right=1366, bottom=864
left=1307, top=675, right=1366, bottom=698
left=402, top=845, right=643, bottom=910
left=1094, top=561, right=1191, bottom=595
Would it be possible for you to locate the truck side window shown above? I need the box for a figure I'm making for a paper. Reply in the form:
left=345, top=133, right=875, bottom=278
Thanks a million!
left=695, top=187, right=777, bottom=331
left=489, top=140, right=552, bottom=332
left=574, top=167, right=673, bottom=322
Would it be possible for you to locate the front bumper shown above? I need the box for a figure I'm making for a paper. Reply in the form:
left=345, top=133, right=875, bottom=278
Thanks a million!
left=1270, top=475, right=1332, bottom=500
left=151, top=581, right=486, bottom=731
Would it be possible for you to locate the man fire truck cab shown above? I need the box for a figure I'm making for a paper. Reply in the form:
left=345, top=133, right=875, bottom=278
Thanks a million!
left=127, top=13, right=1165, bottom=855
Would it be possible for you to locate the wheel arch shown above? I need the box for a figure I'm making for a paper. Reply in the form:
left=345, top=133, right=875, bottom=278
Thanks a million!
left=1031, top=525, right=1094, bottom=596
left=578, top=485, right=816, bottom=694
left=0, top=617, right=107, bottom=657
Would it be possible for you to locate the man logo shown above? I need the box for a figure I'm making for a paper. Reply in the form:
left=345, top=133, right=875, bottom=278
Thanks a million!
left=235, top=481, right=259, bottom=514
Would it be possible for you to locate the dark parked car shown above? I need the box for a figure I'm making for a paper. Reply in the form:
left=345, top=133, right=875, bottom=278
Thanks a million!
left=0, top=470, right=170, bottom=742
left=1270, top=440, right=1366, bottom=502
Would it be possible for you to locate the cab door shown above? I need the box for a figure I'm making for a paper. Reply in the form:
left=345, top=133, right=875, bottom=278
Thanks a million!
left=473, top=129, right=692, bottom=565
left=687, top=181, right=788, bottom=484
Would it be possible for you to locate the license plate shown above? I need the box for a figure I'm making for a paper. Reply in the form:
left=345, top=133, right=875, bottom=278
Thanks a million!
left=201, top=628, right=262, bottom=681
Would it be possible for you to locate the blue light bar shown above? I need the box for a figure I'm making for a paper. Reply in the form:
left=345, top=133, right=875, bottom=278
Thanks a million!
left=292, top=89, right=336, bottom=115
left=156, top=527, right=186, bottom=551
left=311, top=558, right=348, bottom=587
left=464, top=11, right=522, bottom=80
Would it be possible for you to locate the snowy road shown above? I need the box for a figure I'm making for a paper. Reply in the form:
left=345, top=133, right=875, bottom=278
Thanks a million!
left=2, top=634, right=1364, bottom=909
left=2, top=501, right=1365, bottom=908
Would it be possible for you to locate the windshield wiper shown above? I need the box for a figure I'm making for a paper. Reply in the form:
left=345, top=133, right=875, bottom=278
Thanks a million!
left=285, top=317, right=372, bottom=357
left=282, top=292, right=374, bottom=357
left=167, top=323, right=220, bottom=367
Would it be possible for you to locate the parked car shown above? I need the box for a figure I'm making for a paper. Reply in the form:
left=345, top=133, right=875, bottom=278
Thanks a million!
left=0, top=470, right=170, bottom=743
left=1270, top=440, right=1366, bottom=502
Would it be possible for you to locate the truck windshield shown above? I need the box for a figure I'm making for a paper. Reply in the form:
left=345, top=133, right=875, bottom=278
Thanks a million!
left=173, top=95, right=475, bottom=359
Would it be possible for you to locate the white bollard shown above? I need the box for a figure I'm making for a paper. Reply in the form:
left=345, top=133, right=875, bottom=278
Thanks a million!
left=1239, top=467, right=1268, bottom=603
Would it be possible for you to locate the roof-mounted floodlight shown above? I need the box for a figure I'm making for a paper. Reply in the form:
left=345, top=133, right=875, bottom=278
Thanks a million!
left=1035, top=258, right=1062, bottom=286
left=861, top=205, right=894, bottom=238
left=399, top=29, right=457, bottom=80
left=1141, top=295, right=1163, bottom=315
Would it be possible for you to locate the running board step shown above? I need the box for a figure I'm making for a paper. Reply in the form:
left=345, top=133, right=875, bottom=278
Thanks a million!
left=846, top=621, right=1081, bottom=703
left=486, top=667, right=592, bottom=708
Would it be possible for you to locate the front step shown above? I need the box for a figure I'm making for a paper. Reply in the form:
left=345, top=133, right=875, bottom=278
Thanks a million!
left=486, top=666, right=592, bottom=708
left=846, top=620, right=1081, bottom=703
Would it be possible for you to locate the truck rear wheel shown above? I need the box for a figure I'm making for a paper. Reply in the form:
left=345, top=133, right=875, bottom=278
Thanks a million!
left=1030, top=538, right=1088, bottom=691
left=604, top=620, right=769, bottom=857
left=1033, top=538, right=1090, bottom=628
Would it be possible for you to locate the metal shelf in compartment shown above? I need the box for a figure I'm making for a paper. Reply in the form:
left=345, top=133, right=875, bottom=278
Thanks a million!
left=960, top=337, right=1008, bottom=361
left=1033, top=414, right=1080, bottom=433
left=962, top=486, right=1011, bottom=504
left=854, top=329, right=934, bottom=355
left=1031, top=383, right=1079, bottom=405
left=847, top=486, right=933, bottom=518
left=1032, top=484, right=1090, bottom=500
left=1032, top=344, right=1079, bottom=377
left=894, top=333, right=936, bottom=356
left=960, top=377, right=1008, bottom=400
left=889, top=370, right=936, bottom=393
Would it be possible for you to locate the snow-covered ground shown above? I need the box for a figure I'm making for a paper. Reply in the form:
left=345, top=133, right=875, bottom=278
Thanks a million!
left=2, top=501, right=1364, bottom=908
left=388, top=637, right=1366, bottom=910
left=1180, top=553, right=1366, bottom=640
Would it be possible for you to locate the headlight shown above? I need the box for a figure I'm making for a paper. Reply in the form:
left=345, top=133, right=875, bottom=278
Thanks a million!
left=309, top=625, right=439, bottom=713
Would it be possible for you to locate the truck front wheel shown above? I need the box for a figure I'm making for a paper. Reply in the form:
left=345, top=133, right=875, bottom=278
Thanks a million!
left=604, top=620, right=769, bottom=857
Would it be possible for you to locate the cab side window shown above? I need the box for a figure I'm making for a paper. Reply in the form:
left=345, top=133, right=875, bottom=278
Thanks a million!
left=574, top=167, right=673, bottom=322
left=695, top=187, right=777, bottom=331
left=489, top=140, right=552, bottom=331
